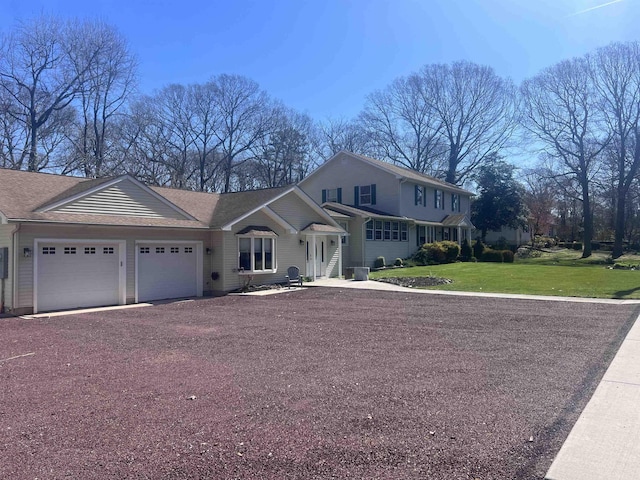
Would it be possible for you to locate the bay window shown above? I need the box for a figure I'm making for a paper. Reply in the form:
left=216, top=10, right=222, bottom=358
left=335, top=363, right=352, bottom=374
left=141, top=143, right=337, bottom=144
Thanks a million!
left=238, top=236, right=276, bottom=273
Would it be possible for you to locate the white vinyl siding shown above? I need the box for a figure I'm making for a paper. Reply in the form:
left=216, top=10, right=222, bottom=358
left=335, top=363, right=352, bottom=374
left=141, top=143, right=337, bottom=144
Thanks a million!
left=51, top=179, right=189, bottom=219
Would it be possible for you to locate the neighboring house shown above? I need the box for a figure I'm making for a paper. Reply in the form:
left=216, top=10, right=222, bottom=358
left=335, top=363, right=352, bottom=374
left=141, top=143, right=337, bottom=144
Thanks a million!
left=482, top=226, right=531, bottom=247
left=0, top=169, right=344, bottom=314
left=298, top=151, right=474, bottom=269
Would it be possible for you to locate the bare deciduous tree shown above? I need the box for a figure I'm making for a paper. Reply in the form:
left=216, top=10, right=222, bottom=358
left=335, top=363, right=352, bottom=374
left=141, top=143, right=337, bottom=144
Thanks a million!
left=0, top=17, right=109, bottom=171
left=588, top=42, right=640, bottom=258
left=423, top=61, right=519, bottom=185
left=521, top=57, right=609, bottom=257
left=360, top=74, right=444, bottom=175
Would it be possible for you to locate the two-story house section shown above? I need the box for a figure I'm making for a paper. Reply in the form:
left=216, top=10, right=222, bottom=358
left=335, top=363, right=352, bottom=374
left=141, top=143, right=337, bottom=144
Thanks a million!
left=298, top=151, right=475, bottom=270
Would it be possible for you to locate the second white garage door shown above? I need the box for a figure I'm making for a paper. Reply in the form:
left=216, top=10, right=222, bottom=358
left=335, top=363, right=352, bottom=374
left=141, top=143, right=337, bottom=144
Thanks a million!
left=137, top=243, right=199, bottom=302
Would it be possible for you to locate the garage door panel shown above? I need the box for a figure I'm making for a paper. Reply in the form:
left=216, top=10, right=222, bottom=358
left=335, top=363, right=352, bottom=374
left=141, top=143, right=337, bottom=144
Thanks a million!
left=137, top=244, right=198, bottom=302
left=36, top=243, right=121, bottom=312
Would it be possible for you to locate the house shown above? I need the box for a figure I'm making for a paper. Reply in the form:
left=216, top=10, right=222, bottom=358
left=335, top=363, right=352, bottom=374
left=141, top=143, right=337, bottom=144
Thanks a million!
left=0, top=168, right=345, bottom=314
left=482, top=226, right=531, bottom=247
left=298, top=151, right=474, bottom=269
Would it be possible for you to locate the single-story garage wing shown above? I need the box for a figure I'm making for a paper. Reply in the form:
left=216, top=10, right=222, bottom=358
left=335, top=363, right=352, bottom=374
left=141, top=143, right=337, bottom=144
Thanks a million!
left=0, top=169, right=345, bottom=314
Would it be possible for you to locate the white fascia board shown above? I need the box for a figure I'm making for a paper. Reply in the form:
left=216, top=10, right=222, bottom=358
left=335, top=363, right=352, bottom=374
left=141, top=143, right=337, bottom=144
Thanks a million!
left=220, top=187, right=299, bottom=231
left=263, top=206, right=297, bottom=233
left=36, top=175, right=198, bottom=221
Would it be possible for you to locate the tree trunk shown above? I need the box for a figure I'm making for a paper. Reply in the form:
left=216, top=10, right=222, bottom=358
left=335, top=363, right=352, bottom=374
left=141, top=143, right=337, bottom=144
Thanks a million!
left=581, top=181, right=593, bottom=258
left=612, top=186, right=627, bottom=259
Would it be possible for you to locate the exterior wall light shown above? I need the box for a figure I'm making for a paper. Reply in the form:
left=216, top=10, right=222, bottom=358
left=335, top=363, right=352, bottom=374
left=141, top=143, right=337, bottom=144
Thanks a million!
left=206, top=247, right=212, bottom=255
left=23, top=247, right=32, bottom=258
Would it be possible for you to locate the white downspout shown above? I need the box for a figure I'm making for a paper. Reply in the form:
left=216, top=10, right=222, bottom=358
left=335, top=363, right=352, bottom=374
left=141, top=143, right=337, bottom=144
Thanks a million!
left=10, top=223, right=20, bottom=313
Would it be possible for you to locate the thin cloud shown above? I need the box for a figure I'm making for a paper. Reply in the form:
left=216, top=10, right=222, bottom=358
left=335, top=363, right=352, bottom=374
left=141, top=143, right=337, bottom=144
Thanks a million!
left=567, top=0, right=624, bottom=17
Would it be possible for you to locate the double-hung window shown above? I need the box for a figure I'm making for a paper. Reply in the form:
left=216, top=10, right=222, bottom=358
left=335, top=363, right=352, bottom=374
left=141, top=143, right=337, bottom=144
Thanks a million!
left=451, top=194, right=460, bottom=212
left=415, top=185, right=424, bottom=206
left=238, top=236, right=276, bottom=273
left=435, top=189, right=443, bottom=209
left=365, top=220, right=374, bottom=240
left=360, top=185, right=372, bottom=205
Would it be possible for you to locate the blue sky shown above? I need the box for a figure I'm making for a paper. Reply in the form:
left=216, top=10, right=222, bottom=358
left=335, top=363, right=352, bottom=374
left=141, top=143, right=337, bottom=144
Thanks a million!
left=1, top=0, right=638, bottom=120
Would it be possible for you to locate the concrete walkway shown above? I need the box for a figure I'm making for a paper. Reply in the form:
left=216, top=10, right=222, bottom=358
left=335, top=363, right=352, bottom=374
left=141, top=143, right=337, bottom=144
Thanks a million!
left=310, top=278, right=640, bottom=304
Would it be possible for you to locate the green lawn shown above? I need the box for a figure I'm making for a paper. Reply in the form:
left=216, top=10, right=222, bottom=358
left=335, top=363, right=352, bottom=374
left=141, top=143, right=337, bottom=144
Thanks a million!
left=369, top=251, right=640, bottom=299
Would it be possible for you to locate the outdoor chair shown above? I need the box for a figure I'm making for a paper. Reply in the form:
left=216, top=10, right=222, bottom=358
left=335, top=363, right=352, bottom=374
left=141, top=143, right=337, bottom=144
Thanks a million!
left=286, top=266, right=303, bottom=288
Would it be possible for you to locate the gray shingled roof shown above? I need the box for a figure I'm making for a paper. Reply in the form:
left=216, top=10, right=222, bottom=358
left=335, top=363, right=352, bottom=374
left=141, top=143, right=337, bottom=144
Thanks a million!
left=0, top=168, right=296, bottom=230
left=337, top=151, right=473, bottom=195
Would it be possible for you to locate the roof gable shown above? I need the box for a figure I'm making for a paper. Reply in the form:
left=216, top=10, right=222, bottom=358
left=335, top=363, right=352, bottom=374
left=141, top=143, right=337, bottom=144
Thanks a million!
left=39, top=176, right=196, bottom=221
left=302, top=151, right=472, bottom=195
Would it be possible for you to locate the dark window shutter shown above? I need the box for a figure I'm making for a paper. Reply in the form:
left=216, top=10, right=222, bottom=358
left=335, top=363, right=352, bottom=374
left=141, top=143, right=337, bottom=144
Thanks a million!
left=322, top=189, right=327, bottom=203
left=423, top=187, right=427, bottom=206
left=337, top=188, right=342, bottom=203
left=434, top=189, right=438, bottom=208
left=371, top=184, right=376, bottom=205
left=414, top=185, right=419, bottom=205
left=354, top=186, right=360, bottom=207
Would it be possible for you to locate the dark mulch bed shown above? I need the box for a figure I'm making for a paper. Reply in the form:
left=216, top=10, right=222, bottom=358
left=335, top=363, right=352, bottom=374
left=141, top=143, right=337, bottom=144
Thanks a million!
left=1, top=289, right=637, bottom=479
left=376, top=276, right=453, bottom=287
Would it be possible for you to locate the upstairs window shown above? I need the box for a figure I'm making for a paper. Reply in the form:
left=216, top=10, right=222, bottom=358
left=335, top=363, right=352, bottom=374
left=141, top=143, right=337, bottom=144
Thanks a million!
left=360, top=185, right=372, bottom=205
left=435, top=189, right=443, bottom=209
left=415, top=185, right=425, bottom=206
left=322, top=188, right=342, bottom=203
left=452, top=194, right=460, bottom=212
left=354, top=184, right=376, bottom=206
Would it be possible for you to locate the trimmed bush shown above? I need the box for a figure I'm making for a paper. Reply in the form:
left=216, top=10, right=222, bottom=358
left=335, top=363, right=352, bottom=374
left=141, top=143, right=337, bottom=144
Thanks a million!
left=412, top=241, right=460, bottom=265
left=460, top=238, right=473, bottom=262
left=394, top=257, right=403, bottom=267
left=481, top=248, right=503, bottom=262
left=501, top=250, right=515, bottom=263
left=473, top=239, right=485, bottom=259
left=374, top=256, right=386, bottom=269
left=572, top=242, right=583, bottom=251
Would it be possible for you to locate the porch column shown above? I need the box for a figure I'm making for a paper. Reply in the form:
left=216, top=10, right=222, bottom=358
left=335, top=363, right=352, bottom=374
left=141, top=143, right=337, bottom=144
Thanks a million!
left=337, top=234, right=342, bottom=278
left=312, top=236, right=317, bottom=280
left=457, top=226, right=462, bottom=245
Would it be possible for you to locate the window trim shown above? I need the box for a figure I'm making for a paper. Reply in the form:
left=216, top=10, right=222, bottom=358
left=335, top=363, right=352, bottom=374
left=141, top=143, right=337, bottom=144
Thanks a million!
left=237, top=235, right=277, bottom=274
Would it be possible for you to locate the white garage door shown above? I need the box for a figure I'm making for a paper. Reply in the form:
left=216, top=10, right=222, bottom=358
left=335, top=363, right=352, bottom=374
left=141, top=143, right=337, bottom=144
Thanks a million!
left=137, top=243, right=198, bottom=302
left=36, top=242, right=121, bottom=312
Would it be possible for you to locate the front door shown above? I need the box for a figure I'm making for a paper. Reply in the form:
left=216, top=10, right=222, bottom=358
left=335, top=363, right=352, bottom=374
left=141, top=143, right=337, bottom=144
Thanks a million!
left=306, top=236, right=327, bottom=278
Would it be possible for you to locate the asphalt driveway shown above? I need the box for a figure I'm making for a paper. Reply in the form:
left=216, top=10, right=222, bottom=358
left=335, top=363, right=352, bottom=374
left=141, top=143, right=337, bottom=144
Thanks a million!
left=1, top=288, right=637, bottom=479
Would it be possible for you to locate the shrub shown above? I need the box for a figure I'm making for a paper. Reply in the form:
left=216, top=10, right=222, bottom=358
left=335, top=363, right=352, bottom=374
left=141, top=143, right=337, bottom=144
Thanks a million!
left=394, top=257, right=403, bottom=267
left=481, top=248, right=503, bottom=262
left=473, top=239, right=485, bottom=259
left=412, top=241, right=460, bottom=265
left=591, top=242, right=600, bottom=251
left=501, top=250, right=515, bottom=263
left=572, top=242, right=583, bottom=251
left=492, top=236, right=509, bottom=251
left=459, top=238, right=473, bottom=262
left=374, top=256, right=386, bottom=268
